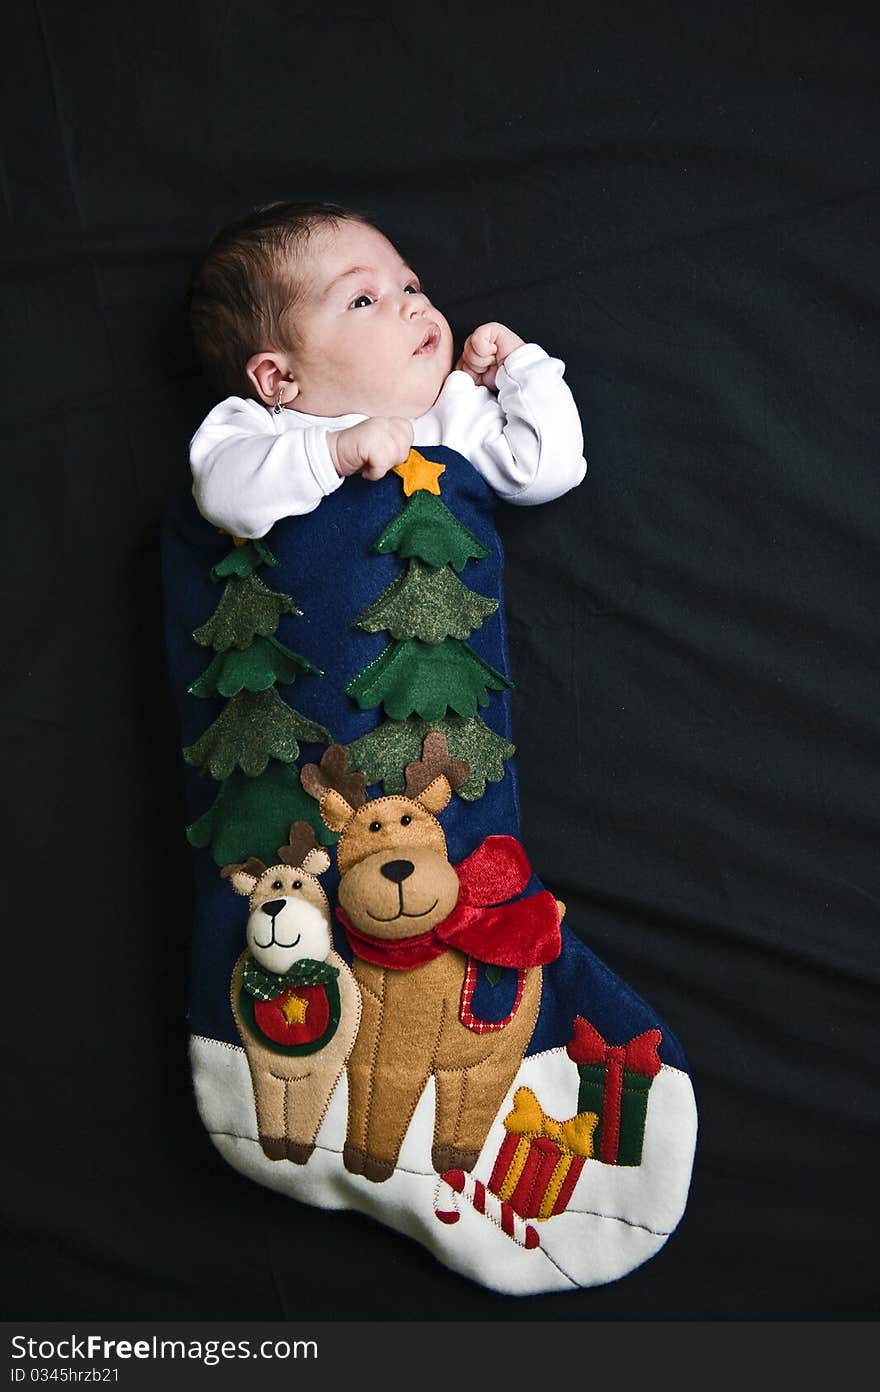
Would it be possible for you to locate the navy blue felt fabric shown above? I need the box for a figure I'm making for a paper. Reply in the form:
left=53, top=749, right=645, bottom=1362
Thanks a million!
left=469, top=965, right=521, bottom=1024
left=161, top=445, right=689, bottom=1071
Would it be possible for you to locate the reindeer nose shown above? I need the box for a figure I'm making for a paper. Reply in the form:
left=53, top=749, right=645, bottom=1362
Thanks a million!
left=260, top=899, right=286, bottom=918
left=380, top=859, right=414, bottom=885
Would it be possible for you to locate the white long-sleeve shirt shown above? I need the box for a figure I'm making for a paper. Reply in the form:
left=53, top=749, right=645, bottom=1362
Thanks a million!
left=189, top=342, right=586, bottom=539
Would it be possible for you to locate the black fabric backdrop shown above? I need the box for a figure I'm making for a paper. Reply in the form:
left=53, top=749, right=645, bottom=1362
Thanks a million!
left=2, top=0, right=878, bottom=1323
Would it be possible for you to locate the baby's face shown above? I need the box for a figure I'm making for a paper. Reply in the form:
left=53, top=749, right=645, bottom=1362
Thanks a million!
left=286, top=221, right=454, bottom=419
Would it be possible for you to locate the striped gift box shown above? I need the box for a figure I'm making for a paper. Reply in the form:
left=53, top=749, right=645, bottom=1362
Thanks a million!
left=487, top=1087, right=598, bottom=1220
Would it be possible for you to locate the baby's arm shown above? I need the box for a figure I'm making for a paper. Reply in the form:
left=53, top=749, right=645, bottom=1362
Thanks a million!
left=329, top=417, right=414, bottom=481
left=456, top=323, right=526, bottom=391
left=446, top=326, right=587, bottom=506
left=190, top=399, right=412, bottom=539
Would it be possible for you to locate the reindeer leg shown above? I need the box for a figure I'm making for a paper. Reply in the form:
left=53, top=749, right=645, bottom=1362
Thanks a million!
left=281, top=1074, right=319, bottom=1164
left=343, top=970, right=384, bottom=1178
left=284, top=962, right=361, bottom=1164
left=345, top=963, right=442, bottom=1183
left=434, top=1053, right=526, bottom=1174
left=432, top=1067, right=480, bottom=1174
left=360, top=1051, right=435, bottom=1182
left=433, top=970, right=542, bottom=1173
left=249, top=1066, right=288, bottom=1161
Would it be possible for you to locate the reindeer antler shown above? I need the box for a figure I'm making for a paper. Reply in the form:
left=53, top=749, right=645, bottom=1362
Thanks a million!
left=277, top=820, right=319, bottom=867
left=220, top=856, right=267, bottom=881
left=300, top=744, right=368, bottom=809
left=404, top=731, right=470, bottom=798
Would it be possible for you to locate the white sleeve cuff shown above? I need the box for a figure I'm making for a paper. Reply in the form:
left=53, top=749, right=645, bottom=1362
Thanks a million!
left=303, top=427, right=346, bottom=496
left=496, top=342, right=551, bottom=382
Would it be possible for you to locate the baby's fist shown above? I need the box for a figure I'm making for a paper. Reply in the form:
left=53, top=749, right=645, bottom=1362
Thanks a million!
left=329, top=416, right=414, bottom=481
left=456, top=322, right=525, bottom=389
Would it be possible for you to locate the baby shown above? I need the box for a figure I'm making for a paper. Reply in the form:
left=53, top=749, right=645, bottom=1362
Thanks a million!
left=169, top=200, right=697, bottom=1293
left=187, top=200, right=586, bottom=537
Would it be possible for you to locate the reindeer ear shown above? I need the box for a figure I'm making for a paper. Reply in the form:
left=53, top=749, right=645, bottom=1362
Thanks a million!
left=320, top=788, right=356, bottom=833
left=416, top=774, right=453, bottom=816
left=220, top=864, right=261, bottom=897
left=301, top=846, right=331, bottom=877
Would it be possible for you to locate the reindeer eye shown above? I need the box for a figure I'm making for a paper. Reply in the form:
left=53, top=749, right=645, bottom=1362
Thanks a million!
left=272, top=879, right=283, bottom=890
left=292, top=880, right=302, bottom=890
left=400, top=815, right=412, bottom=826
left=369, top=820, right=382, bottom=832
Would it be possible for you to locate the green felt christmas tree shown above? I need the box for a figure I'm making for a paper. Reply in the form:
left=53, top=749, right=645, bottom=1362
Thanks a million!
left=184, top=537, right=334, bottom=866
left=346, top=451, right=515, bottom=801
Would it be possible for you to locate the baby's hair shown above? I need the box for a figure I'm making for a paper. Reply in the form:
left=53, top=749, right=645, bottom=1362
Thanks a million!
left=188, top=200, right=373, bottom=398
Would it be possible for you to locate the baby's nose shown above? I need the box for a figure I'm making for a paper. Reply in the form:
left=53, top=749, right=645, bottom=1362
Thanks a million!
left=402, top=293, right=426, bottom=317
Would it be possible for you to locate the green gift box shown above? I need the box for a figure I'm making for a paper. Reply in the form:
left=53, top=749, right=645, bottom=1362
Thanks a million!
left=566, top=1016, right=663, bottom=1166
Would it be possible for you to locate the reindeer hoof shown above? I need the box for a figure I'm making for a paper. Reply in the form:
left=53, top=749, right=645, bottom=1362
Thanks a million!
left=344, top=1145, right=395, bottom=1182
left=286, top=1140, right=315, bottom=1165
left=259, top=1135, right=287, bottom=1161
left=362, top=1156, right=396, bottom=1184
left=432, top=1145, right=480, bottom=1175
left=343, top=1144, right=366, bottom=1175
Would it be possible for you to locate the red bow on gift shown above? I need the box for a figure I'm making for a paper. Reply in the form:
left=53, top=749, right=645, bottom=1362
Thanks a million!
left=566, top=1017, right=662, bottom=1165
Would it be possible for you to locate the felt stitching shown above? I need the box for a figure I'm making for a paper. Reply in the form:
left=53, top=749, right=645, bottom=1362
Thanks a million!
left=371, top=488, right=490, bottom=572
left=345, top=636, right=513, bottom=722
left=383, top=984, right=448, bottom=1161
left=309, top=979, right=362, bottom=1141
left=355, top=965, right=386, bottom=1158
left=567, top=1020, right=661, bottom=1166
left=209, top=538, right=279, bottom=582
left=244, top=979, right=340, bottom=1055
left=497, top=1137, right=529, bottom=1202
left=354, top=558, right=498, bottom=644
left=392, top=450, right=446, bottom=495
left=191, top=1034, right=244, bottom=1053
left=345, top=482, right=511, bottom=801
left=433, top=1171, right=540, bottom=1250
left=347, top=714, right=514, bottom=803
left=280, top=1072, right=289, bottom=1140
left=187, top=760, right=338, bottom=870
left=184, top=688, right=332, bottom=780
left=459, top=959, right=526, bottom=1032
left=193, top=573, right=302, bottom=652
left=185, top=540, right=332, bottom=867
left=335, top=794, right=447, bottom=870
left=206, top=1126, right=680, bottom=1238
left=538, top=1150, right=588, bottom=1221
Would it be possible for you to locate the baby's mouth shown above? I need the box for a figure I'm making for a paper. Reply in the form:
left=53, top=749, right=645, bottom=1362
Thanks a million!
left=413, top=323, right=441, bottom=356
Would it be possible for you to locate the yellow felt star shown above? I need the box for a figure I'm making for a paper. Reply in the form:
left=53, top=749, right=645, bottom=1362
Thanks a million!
left=280, top=991, right=308, bottom=1025
left=393, top=450, right=446, bottom=496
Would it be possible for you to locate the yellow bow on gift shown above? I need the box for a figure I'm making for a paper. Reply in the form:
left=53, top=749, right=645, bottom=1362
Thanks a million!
left=503, top=1087, right=598, bottom=1158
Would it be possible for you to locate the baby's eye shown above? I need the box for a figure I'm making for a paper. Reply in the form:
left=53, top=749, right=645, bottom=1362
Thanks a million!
left=404, top=283, right=420, bottom=295
left=349, top=294, right=375, bottom=309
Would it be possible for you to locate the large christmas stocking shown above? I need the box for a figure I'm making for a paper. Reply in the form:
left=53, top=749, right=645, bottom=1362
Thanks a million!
left=161, top=446, right=697, bottom=1295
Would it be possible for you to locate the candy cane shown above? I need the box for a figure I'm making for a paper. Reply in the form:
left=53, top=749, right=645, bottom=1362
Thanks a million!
left=434, top=1169, right=540, bottom=1250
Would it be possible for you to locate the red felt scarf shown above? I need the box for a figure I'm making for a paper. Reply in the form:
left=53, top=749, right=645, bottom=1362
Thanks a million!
left=338, top=834, right=562, bottom=970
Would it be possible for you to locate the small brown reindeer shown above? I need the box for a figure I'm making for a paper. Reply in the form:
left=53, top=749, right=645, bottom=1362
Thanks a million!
left=302, top=737, right=562, bottom=1183
left=221, top=822, right=361, bottom=1164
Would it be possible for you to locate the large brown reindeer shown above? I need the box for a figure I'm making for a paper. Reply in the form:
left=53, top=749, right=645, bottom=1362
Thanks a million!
left=221, top=822, right=360, bottom=1164
left=302, top=737, right=563, bottom=1183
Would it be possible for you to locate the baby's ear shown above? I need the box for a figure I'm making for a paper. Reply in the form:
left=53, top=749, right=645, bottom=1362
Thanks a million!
left=245, top=351, right=299, bottom=407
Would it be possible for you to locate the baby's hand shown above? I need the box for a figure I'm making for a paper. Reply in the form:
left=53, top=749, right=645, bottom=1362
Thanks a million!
left=456, top=323, right=525, bottom=390
left=328, top=417, right=415, bottom=481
